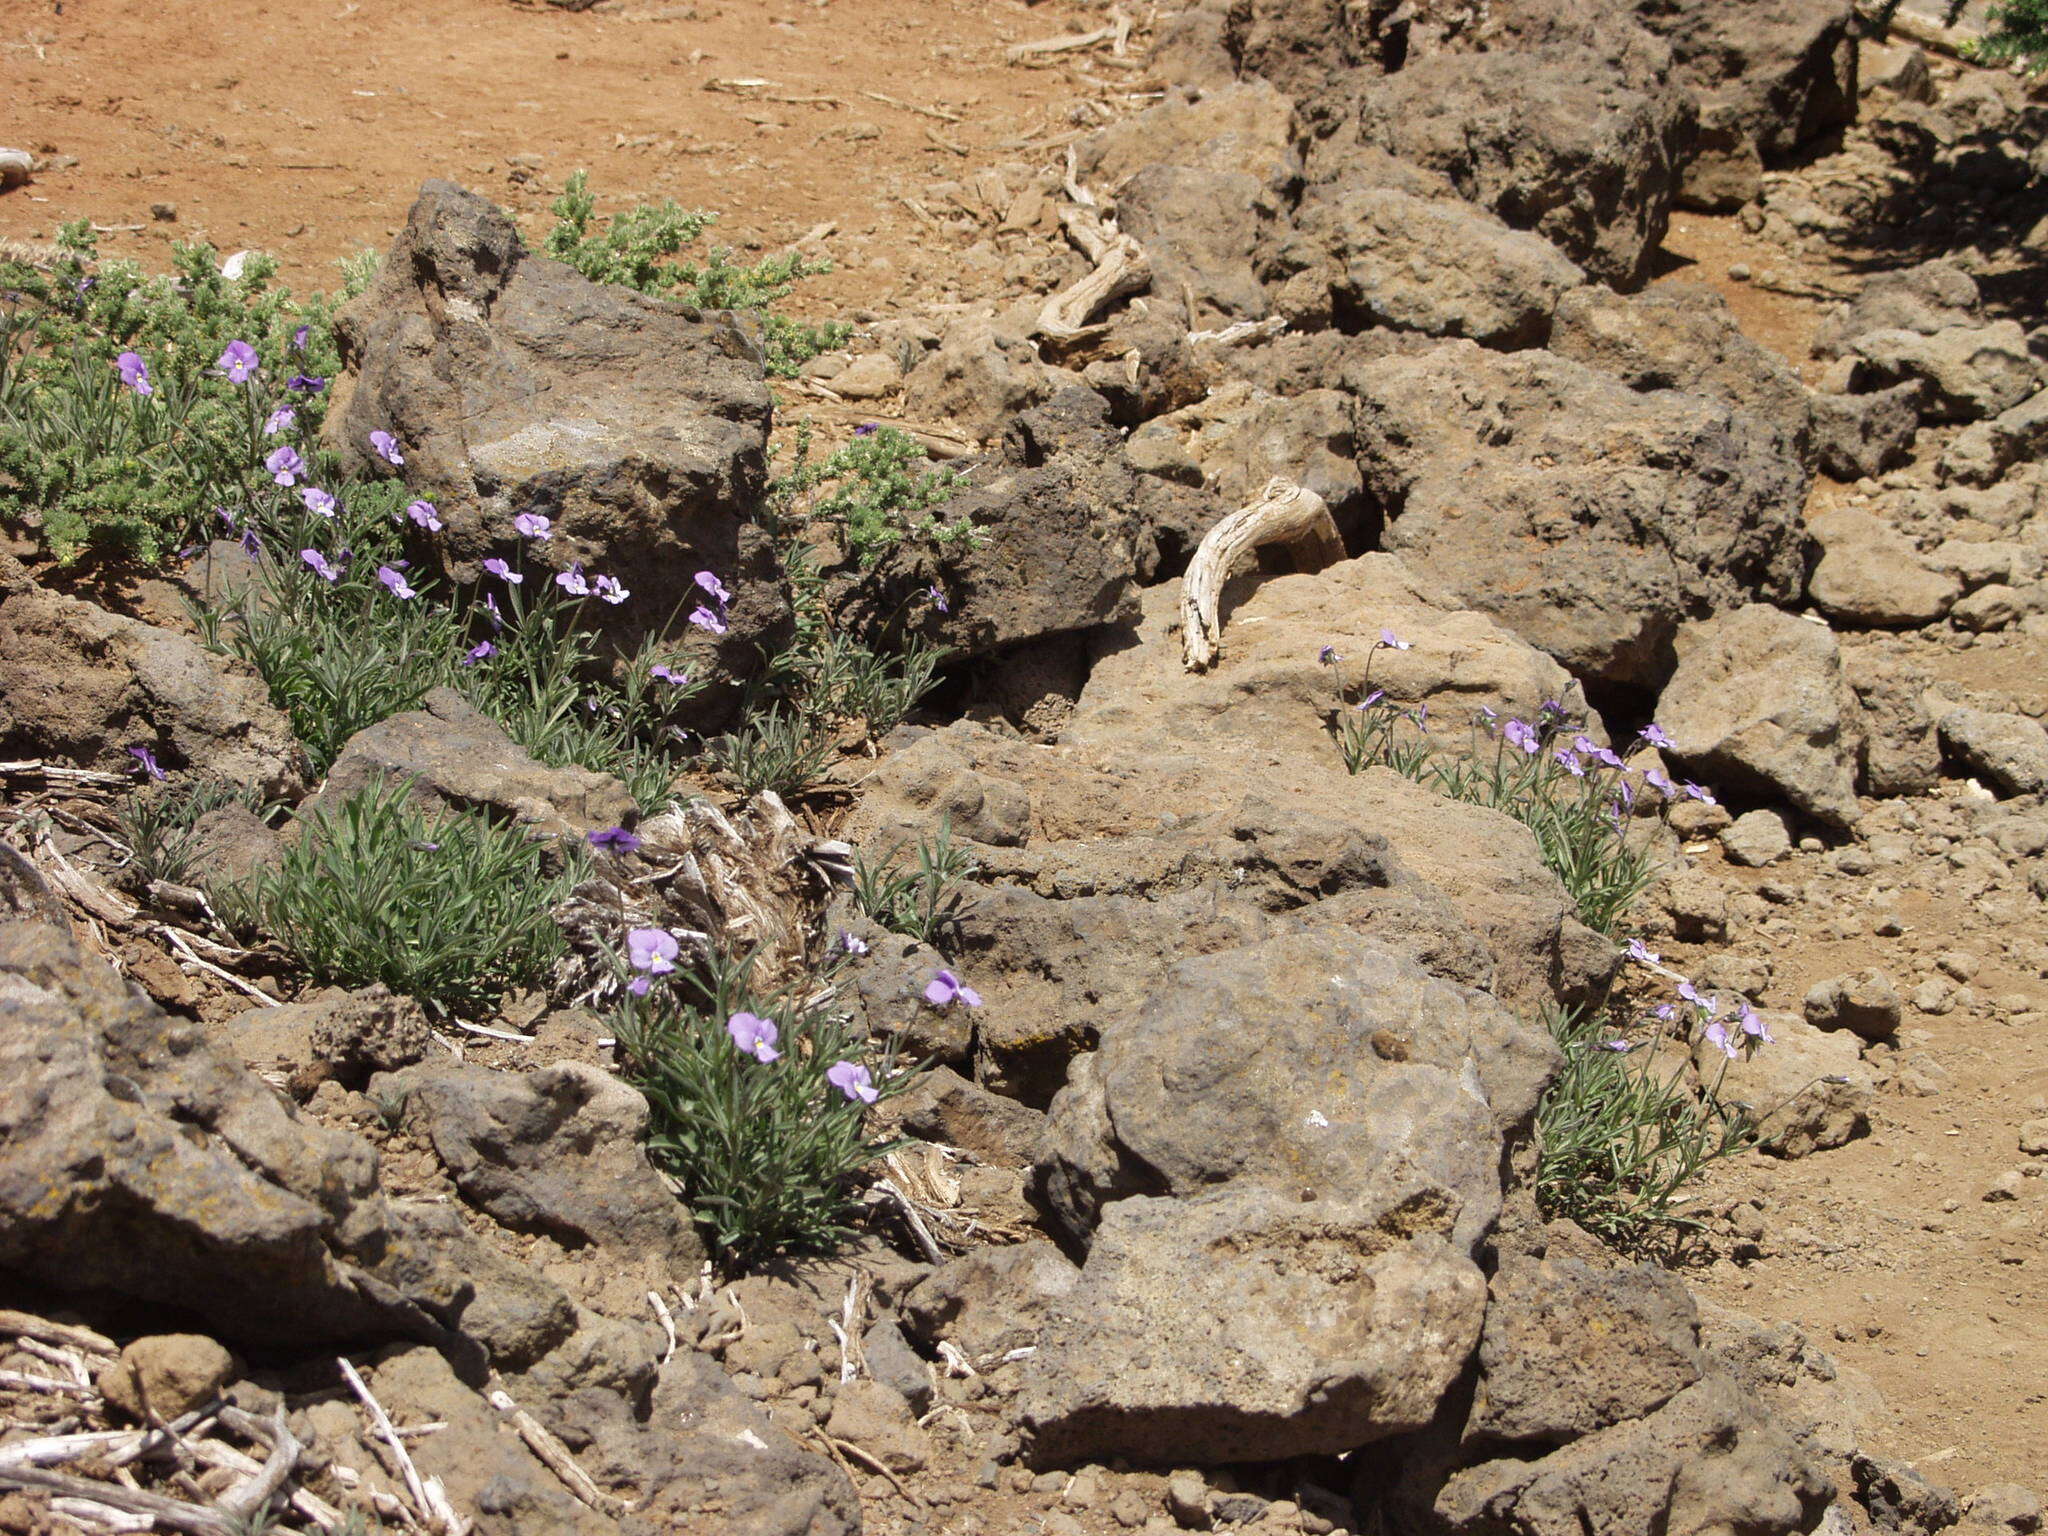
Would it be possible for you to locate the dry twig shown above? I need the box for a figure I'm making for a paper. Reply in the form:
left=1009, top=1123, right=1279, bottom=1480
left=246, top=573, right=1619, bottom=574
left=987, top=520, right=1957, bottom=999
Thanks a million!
left=1180, top=478, right=1346, bottom=671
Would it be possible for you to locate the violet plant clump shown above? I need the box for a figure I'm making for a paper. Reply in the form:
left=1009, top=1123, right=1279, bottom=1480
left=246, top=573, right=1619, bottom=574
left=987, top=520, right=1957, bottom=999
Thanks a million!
left=611, top=944, right=915, bottom=1266
left=0, top=224, right=345, bottom=564
left=1328, top=633, right=1697, bottom=936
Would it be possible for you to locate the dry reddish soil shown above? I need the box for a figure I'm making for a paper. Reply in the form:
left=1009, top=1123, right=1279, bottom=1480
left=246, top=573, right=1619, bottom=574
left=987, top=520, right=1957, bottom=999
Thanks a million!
left=5, top=0, right=2045, bottom=1506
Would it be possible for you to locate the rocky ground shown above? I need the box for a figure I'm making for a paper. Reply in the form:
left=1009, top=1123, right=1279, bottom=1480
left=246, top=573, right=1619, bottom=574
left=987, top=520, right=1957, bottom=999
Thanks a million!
left=3, top=2, right=2048, bottom=1535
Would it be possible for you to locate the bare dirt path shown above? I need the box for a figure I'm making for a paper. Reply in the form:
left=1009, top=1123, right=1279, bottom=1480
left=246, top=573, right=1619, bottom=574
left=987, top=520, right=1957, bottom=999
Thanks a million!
left=0, top=0, right=1116, bottom=310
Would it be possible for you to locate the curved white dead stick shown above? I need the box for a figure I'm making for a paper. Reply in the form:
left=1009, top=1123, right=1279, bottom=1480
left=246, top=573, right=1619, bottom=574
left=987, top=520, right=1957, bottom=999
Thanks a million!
left=1180, top=477, right=1346, bottom=672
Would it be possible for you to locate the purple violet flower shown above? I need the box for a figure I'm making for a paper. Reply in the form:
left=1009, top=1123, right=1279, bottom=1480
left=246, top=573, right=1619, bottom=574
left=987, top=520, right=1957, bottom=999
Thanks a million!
left=727, top=1012, right=781, bottom=1063
left=127, top=745, right=167, bottom=781
left=240, top=527, right=262, bottom=557
left=1317, top=645, right=1340, bottom=666
left=301, top=486, right=337, bottom=518
left=650, top=664, right=689, bottom=686
left=924, top=969, right=983, bottom=1009
left=265, top=445, right=305, bottom=486
left=483, top=558, right=523, bottom=585
left=1639, top=722, right=1675, bottom=750
left=368, top=430, right=404, bottom=466
left=217, top=340, right=259, bottom=382
left=115, top=351, right=153, bottom=396
left=853, top=423, right=877, bottom=437
left=694, top=570, right=731, bottom=607
left=1554, top=748, right=1585, bottom=777
left=407, top=499, right=442, bottom=531
left=1738, top=1000, right=1774, bottom=1045
left=688, top=605, right=728, bottom=635
left=587, top=826, right=642, bottom=853
left=463, top=641, right=496, bottom=667
left=838, top=930, right=870, bottom=956
left=300, top=548, right=341, bottom=582
left=1503, top=719, right=1539, bottom=755
left=593, top=574, right=629, bottom=605
left=513, top=512, right=552, bottom=541
left=826, top=1060, right=879, bottom=1104
left=1379, top=628, right=1411, bottom=651
left=292, top=324, right=310, bottom=352
left=377, top=565, right=417, bottom=600
left=1626, top=938, right=1659, bottom=965
left=263, top=406, right=296, bottom=437
left=928, top=583, right=949, bottom=614
left=627, top=927, right=680, bottom=977
left=1703, top=1018, right=1740, bottom=1059
left=555, top=564, right=591, bottom=597
left=287, top=373, right=326, bottom=393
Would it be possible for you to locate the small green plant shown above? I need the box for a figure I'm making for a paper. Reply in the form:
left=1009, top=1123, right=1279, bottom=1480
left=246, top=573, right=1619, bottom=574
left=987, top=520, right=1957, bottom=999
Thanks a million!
left=1533, top=1002, right=1756, bottom=1252
left=455, top=583, right=703, bottom=812
left=542, top=171, right=851, bottom=376
left=1872, top=0, right=2048, bottom=71
left=614, top=945, right=914, bottom=1266
left=852, top=820, right=979, bottom=944
left=0, top=225, right=342, bottom=564
left=114, top=774, right=269, bottom=888
left=773, top=630, right=950, bottom=737
left=239, top=777, right=571, bottom=1015
left=709, top=706, right=838, bottom=798
left=774, top=423, right=970, bottom=566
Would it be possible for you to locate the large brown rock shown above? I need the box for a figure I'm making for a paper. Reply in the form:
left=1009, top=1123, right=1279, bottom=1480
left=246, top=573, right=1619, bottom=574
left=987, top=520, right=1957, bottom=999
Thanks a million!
left=1350, top=44, right=1696, bottom=287
left=832, top=391, right=1143, bottom=660
left=379, top=1059, right=705, bottom=1273
left=1656, top=605, right=1866, bottom=827
left=0, top=919, right=408, bottom=1345
left=1355, top=342, right=1810, bottom=689
left=1019, top=1183, right=1488, bottom=1464
left=327, top=180, right=784, bottom=710
left=1427, top=1370, right=1833, bottom=1536
left=1036, top=930, right=1560, bottom=1252
left=1548, top=284, right=1815, bottom=467
left=1634, top=0, right=1858, bottom=210
left=1265, top=182, right=1585, bottom=348
left=1466, top=1255, right=1702, bottom=1447
left=0, top=566, right=304, bottom=798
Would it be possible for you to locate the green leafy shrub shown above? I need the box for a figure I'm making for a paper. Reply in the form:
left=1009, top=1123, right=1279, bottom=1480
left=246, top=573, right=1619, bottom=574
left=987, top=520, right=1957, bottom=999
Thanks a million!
left=542, top=171, right=850, bottom=376
left=1533, top=1002, right=1755, bottom=1252
left=852, top=819, right=979, bottom=944
left=239, top=777, right=570, bottom=1015
left=614, top=946, right=913, bottom=1265
left=0, top=225, right=341, bottom=564
left=774, top=422, right=970, bottom=566
left=454, top=582, right=702, bottom=812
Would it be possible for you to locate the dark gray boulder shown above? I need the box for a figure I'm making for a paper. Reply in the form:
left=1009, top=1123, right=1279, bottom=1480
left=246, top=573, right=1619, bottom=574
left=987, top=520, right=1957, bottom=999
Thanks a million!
left=328, top=180, right=785, bottom=712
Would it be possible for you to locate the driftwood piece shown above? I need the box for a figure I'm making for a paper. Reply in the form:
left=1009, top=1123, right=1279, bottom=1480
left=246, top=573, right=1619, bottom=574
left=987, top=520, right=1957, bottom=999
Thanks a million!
left=1036, top=206, right=1149, bottom=347
left=1180, top=477, right=1346, bottom=672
